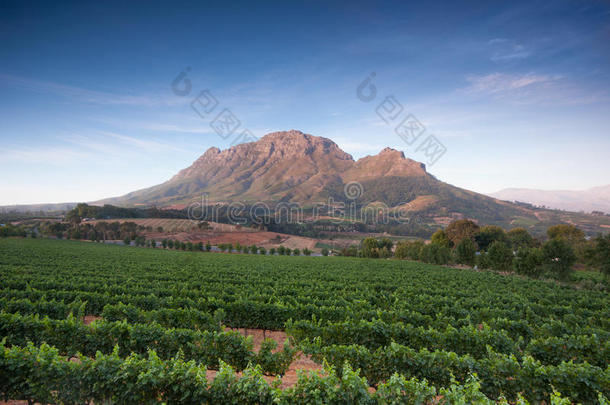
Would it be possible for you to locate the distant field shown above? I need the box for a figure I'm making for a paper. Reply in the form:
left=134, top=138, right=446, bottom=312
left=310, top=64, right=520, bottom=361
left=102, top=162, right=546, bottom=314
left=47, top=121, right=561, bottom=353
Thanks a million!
left=86, top=217, right=248, bottom=232
left=84, top=218, right=318, bottom=250
left=0, top=238, right=608, bottom=403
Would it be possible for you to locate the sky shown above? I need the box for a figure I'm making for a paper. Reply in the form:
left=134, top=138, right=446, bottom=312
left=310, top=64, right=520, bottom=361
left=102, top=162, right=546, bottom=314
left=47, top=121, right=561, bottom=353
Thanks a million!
left=1, top=0, right=609, bottom=205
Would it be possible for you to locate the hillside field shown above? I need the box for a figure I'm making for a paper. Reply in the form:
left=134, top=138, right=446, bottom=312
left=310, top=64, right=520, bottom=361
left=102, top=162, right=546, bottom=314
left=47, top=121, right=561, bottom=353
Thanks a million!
left=0, top=238, right=608, bottom=403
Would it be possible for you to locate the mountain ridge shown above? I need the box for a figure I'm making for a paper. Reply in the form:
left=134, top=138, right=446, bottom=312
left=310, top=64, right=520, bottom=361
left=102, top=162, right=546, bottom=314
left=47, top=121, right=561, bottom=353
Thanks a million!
left=489, top=185, right=610, bottom=214
left=91, top=130, right=610, bottom=235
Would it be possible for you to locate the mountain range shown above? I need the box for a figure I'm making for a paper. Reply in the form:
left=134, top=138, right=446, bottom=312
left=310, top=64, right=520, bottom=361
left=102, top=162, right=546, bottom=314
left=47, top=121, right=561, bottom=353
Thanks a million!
left=96, top=130, right=610, bottom=234
left=489, top=186, right=610, bottom=214
left=3, top=130, right=608, bottom=235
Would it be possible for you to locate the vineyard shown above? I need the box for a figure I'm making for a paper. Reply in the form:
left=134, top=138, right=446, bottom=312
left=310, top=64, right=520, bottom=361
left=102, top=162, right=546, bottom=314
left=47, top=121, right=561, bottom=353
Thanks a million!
left=0, top=238, right=608, bottom=404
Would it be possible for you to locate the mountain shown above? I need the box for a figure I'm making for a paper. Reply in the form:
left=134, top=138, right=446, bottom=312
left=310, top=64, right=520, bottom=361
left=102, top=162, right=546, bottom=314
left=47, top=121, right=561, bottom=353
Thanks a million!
left=490, top=185, right=610, bottom=214
left=97, top=130, right=610, bottom=234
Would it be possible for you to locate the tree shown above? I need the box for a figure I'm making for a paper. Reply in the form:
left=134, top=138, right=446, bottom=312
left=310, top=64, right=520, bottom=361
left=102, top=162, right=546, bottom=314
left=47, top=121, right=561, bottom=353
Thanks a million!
left=66, top=210, right=81, bottom=225
left=379, top=246, right=391, bottom=258
left=249, top=245, right=258, bottom=254
left=285, top=247, right=292, bottom=256
left=542, top=238, right=576, bottom=280
left=303, top=248, right=312, bottom=256
left=162, top=239, right=168, bottom=248
left=123, top=236, right=131, bottom=246
left=547, top=224, right=585, bottom=246
left=430, top=230, right=451, bottom=248
left=205, top=241, right=211, bottom=252
left=507, top=227, right=536, bottom=249
left=150, top=239, right=156, bottom=248
left=197, top=241, right=203, bottom=251
left=547, top=224, right=587, bottom=263
left=475, top=226, right=508, bottom=251
left=293, top=248, right=300, bottom=256
left=269, top=247, right=276, bottom=255
left=455, top=238, right=476, bottom=266
left=594, top=234, right=610, bottom=278
left=420, top=243, right=451, bottom=265
left=361, top=237, right=379, bottom=258
left=167, top=239, right=173, bottom=249
left=445, top=219, right=480, bottom=247
left=513, top=247, right=544, bottom=278
left=278, top=246, right=286, bottom=255
left=378, top=238, right=393, bottom=251
left=487, top=241, right=513, bottom=271
left=259, top=247, right=267, bottom=255
left=321, top=247, right=329, bottom=256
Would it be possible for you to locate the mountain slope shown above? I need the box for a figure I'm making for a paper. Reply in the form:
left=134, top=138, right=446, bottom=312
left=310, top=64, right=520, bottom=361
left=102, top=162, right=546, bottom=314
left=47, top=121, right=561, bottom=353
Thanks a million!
left=97, top=130, right=610, bottom=234
left=490, top=185, right=610, bottom=214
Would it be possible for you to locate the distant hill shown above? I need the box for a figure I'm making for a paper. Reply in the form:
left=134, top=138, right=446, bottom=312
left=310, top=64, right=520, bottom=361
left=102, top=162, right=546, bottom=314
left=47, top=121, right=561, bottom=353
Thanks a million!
left=489, top=185, right=610, bottom=214
left=0, top=202, right=77, bottom=213
left=96, top=130, right=610, bottom=235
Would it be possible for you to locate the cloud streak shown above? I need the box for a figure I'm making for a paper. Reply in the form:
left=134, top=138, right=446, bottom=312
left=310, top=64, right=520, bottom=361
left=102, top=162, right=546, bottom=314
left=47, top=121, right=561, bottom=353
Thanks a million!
left=465, top=72, right=561, bottom=95
left=0, top=73, right=180, bottom=107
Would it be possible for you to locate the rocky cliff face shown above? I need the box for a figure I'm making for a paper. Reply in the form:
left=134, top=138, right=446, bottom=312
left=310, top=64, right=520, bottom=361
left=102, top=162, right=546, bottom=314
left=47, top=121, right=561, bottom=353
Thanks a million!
left=173, top=130, right=427, bottom=185
left=100, top=130, right=440, bottom=205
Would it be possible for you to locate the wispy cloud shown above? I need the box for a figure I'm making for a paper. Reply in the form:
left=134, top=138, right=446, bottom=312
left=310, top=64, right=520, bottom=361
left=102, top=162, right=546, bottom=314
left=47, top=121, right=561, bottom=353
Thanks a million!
left=0, top=73, right=180, bottom=107
left=2, top=130, right=190, bottom=165
left=465, top=72, right=561, bottom=95
left=462, top=72, right=609, bottom=105
left=488, top=38, right=531, bottom=62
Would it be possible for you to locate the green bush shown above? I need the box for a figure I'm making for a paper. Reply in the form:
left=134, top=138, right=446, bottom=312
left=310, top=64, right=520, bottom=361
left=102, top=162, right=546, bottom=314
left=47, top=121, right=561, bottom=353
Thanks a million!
left=420, top=244, right=451, bottom=265
left=542, top=238, right=576, bottom=280
left=487, top=241, right=513, bottom=271
left=455, top=238, right=477, bottom=266
left=513, top=247, right=544, bottom=278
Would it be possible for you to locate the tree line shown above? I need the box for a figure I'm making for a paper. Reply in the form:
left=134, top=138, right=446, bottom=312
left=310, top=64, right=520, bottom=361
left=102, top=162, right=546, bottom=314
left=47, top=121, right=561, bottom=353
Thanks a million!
left=342, top=220, right=609, bottom=282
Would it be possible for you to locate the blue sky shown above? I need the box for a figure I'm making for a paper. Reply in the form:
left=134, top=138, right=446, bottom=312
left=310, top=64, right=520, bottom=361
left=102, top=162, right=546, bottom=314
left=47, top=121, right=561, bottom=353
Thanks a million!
left=1, top=0, right=609, bottom=205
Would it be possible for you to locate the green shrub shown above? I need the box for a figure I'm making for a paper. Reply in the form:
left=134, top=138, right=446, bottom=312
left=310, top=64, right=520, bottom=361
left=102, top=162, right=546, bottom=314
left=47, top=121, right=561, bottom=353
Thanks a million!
left=513, top=247, right=544, bottom=278
left=542, top=238, right=576, bottom=280
left=487, top=241, right=513, bottom=271
left=455, top=238, right=477, bottom=266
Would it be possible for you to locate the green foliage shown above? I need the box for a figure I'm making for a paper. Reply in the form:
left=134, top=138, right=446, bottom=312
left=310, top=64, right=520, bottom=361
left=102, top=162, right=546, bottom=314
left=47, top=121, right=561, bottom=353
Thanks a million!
left=361, top=237, right=379, bottom=258
left=431, top=229, right=451, bottom=248
left=507, top=227, right=536, bottom=249
left=487, top=241, right=513, bottom=271
left=513, top=247, right=544, bottom=278
left=1, top=238, right=609, bottom=403
left=542, top=238, right=576, bottom=280
left=394, top=240, right=424, bottom=260
left=455, top=237, right=477, bottom=266
left=420, top=243, right=451, bottom=265
left=594, top=233, right=610, bottom=278
left=445, top=219, right=480, bottom=247
left=476, top=226, right=509, bottom=252
left=547, top=224, right=586, bottom=246
left=0, top=224, right=27, bottom=238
